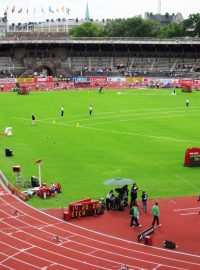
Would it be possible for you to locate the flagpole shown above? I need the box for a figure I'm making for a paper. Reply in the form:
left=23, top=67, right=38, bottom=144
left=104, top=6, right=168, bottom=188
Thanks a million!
left=35, top=159, right=42, bottom=187
left=49, top=7, right=51, bottom=32
left=38, top=163, right=42, bottom=187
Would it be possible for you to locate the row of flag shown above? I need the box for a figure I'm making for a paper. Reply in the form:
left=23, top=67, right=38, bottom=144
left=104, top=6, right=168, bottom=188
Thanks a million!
left=4, top=6, right=70, bottom=15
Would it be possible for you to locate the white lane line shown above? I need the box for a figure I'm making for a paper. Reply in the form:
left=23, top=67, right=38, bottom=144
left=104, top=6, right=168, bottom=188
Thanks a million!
left=173, top=207, right=200, bottom=212
left=81, top=125, right=200, bottom=144
left=180, top=212, right=199, bottom=216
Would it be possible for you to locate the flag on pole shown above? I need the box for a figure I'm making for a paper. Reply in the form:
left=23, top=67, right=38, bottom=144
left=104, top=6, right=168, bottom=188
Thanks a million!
left=35, top=159, right=42, bottom=164
left=12, top=6, right=15, bottom=13
left=49, top=6, right=52, bottom=13
left=66, top=8, right=70, bottom=15
left=18, top=8, right=22, bottom=13
left=61, top=6, right=64, bottom=12
left=26, top=8, right=28, bottom=14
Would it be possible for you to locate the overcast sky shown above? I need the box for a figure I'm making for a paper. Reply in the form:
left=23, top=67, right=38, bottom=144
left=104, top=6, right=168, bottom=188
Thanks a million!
left=1, top=0, right=199, bottom=24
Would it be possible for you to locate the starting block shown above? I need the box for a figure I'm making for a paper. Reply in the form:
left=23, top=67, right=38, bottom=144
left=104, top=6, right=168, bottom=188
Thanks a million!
left=12, top=209, right=19, bottom=215
left=52, top=235, right=61, bottom=242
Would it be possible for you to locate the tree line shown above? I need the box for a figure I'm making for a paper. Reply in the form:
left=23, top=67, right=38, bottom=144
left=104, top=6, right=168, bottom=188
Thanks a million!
left=69, top=14, right=200, bottom=38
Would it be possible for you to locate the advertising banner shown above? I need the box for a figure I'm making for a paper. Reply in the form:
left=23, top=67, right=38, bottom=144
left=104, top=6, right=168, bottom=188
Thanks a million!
left=16, top=78, right=35, bottom=83
left=75, top=77, right=89, bottom=83
left=0, top=78, right=16, bottom=83
left=107, top=77, right=123, bottom=82
left=178, top=79, right=195, bottom=85
left=125, top=77, right=144, bottom=82
left=89, top=76, right=107, bottom=83
left=36, top=77, right=53, bottom=82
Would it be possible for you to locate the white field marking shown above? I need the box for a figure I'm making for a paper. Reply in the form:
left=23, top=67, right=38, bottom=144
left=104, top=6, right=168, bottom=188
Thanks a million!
left=56, top=108, right=200, bottom=125
left=0, top=247, right=76, bottom=270
left=0, top=202, right=145, bottom=270
left=0, top=196, right=199, bottom=270
left=2, top=201, right=200, bottom=270
left=81, top=112, right=200, bottom=127
left=170, top=200, right=177, bottom=205
left=0, top=256, right=15, bottom=270
left=41, top=110, right=117, bottom=121
left=13, top=106, right=200, bottom=123
left=180, top=212, right=200, bottom=216
left=1, top=182, right=200, bottom=264
left=56, top=112, right=196, bottom=126
left=81, top=125, right=200, bottom=144
left=1, top=235, right=132, bottom=270
left=175, top=175, right=200, bottom=192
left=0, top=249, right=40, bottom=268
left=173, top=207, right=200, bottom=212
left=87, top=249, right=99, bottom=255
left=152, top=265, right=161, bottom=270
left=7, top=232, right=198, bottom=270
left=12, top=116, right=75, bottom=128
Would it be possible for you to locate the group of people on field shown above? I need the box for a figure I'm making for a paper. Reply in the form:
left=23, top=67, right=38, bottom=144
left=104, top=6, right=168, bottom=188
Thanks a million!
left=129, top=183, right=161, bottom=228
left=31, top=104, right=94, bottom=126
left=106, top=183, right=161, bottom=229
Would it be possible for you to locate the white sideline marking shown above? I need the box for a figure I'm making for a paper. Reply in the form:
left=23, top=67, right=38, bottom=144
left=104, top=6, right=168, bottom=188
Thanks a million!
left=81, top=125, right=200, bottom=144
left=174, top=207, right=200, bottom=211
left=180, top=212, right=199, bottom=216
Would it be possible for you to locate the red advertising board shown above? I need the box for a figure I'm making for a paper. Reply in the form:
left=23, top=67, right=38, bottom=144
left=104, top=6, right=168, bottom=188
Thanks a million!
left=89, top=76, right=107, bottom=83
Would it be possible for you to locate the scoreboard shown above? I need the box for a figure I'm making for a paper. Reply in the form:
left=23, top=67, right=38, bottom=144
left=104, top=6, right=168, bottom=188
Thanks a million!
left=64, top=198, right=100, bottom=220
left=184, top=147, right=200, bottom=167
left=189, top=152, right=200, bottom=166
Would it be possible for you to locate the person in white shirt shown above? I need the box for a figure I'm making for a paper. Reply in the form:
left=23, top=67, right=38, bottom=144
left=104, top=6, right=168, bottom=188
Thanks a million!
left=61, top=106, right=64, bottom=116
left=106, top=190, right=114, bottom=210
left=89, top=105, right=93, bottom=115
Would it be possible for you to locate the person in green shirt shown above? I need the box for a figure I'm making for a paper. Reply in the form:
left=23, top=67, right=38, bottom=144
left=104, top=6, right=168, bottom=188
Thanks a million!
left=152, top=202, right=161, bottom=227
left=130, top=205, right=142, bottom=227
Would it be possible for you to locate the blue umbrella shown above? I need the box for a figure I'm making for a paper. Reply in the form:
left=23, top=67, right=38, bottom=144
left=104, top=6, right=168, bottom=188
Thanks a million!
left=103, top=178, right=134, bottom=186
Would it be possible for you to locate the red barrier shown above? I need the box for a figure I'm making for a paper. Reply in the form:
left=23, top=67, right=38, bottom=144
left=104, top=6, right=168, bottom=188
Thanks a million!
left=8, top=182, right=16, bottom=194
left=16, top=190, right=29, bottom=201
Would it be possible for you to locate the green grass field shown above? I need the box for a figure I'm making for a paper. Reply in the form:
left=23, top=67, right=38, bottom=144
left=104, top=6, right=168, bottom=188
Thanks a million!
left=0, top=88, right=200, bottom=208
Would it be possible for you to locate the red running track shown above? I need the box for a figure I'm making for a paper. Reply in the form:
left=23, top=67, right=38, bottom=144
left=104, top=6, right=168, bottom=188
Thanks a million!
left=0, top=182, right=200, bottom=270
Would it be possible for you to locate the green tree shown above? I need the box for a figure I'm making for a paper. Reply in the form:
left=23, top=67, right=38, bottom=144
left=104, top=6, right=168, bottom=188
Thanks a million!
left=103, top=19, right=126, bottom=37
left=158, top=22, right=184, bottom=38
left=103, top=17, right=158, bottom=37
left=69, top=21, right=104, bottom=37
left=182, top=13, right=200, bottom=37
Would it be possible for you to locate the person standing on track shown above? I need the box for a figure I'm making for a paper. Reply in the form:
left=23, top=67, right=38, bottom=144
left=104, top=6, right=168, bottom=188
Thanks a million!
left=141, top=191, right=148, bottom=213
left=130, top=183, right=138, bottom=207
left=130, top=204, right=142, bottom=227
left=152, top=202, right=161, bottom=227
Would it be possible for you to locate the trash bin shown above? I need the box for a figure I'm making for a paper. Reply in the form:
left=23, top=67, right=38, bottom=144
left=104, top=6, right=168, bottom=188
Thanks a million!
left=144, top=235, right=153, bottom=245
